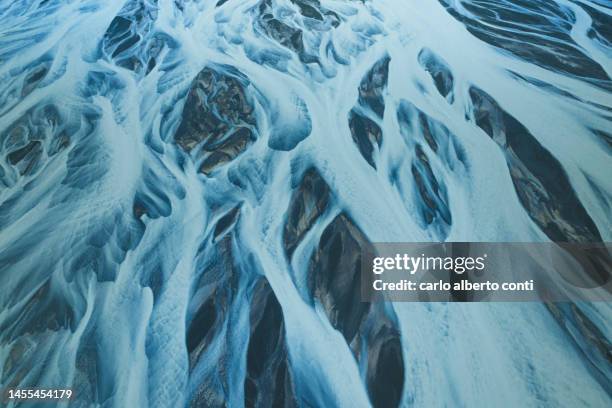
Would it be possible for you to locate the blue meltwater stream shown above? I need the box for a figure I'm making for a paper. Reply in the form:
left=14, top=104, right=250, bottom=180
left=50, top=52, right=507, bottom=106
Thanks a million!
left=0, top=0, right=610, bottom=406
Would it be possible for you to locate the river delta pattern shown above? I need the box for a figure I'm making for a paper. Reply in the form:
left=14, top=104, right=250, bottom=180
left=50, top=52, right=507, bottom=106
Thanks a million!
left=0, top=0, right=611, bottom=407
